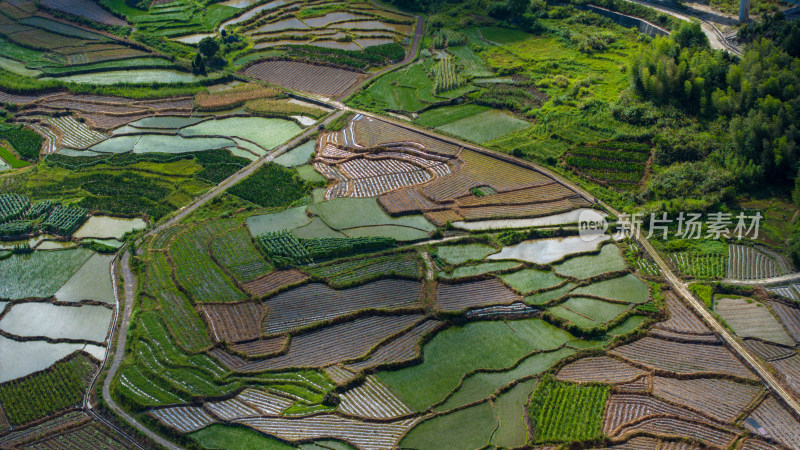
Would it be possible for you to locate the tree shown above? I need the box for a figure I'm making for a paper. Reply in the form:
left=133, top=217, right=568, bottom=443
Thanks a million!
left=507, top=0, right=529, bottom=17
left=194, top=53, right=206, bottom=76
left=198, top=37, right=220, bottom=60
left=672, top=21, right=708, bottom=48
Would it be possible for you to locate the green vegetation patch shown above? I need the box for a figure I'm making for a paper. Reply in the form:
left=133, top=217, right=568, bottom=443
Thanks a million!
left=227, top=164, right=309, bottom=208
left=0, top=147, right=30, bottom=169
left=0, top=124, right=43, bottom=161
left=190, top=424, right=295, bottom=449
left=548, top=297, right=630, bottom=328
left=529, top=376, right=609, bottom=444
left=0, top=248, right=92, bottom=299
left=435, top=243, right=497, bottom=265
left=436, top=347, right=574, bottom=412
left=0, top=351, right=96, bottom=425
left=401, top=402, right=497, bottom=449
left=415, top=104, right=489, bottom=128
left=553, top=244, right=626, bottom=279
left=572, top=274, right=649, bottom=303
left=499, top=268, right=565, bottom=294
left=378, top=319, right=573, bottom=411
left=307, top=198, right=435, bottom=232
left=439, top=261, right=521, bottom=279
left=479, top=26, right=532, bottom=44
left=437, top=109, right=529, bottom=144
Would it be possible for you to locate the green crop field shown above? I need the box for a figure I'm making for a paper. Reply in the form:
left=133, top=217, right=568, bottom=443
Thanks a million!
left=378, top=319, right=573, bottom=411
left=0, top=0, right=793, bottom=446
left=437, top=109, right=530, bottom=143
left=529, top=376, right=609, bottom=444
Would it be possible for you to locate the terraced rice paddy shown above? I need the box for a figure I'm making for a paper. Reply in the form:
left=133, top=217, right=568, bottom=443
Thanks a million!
left=274, top=140, right=316, bottom=167
left=436, top=278, right=519, bottom=312
left=0, top=336, right=86, bottom=383
left=553, top=243, right=626, bottom=278
left=488, top=235, right=609, bottom=265
left=0, top=302, right=112, bottom=343
left=571, top=274, right=649, bottom=303
left=54, top=253, right=115, bottom=304
left=435, top=243, right=497, bottom=265
left=548, top=297, right=630, bottom=328
left=377, top=319, right=573, bottom=410
left=44, top=70, right=202, bottom=85
left=73, top=216, right=146, bottom=239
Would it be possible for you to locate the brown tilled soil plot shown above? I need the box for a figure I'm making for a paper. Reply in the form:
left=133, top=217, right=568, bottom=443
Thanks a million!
left=244, top=60, right=362, bottom=97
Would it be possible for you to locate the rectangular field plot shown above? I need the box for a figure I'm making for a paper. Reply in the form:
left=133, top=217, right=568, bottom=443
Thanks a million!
left=261, top=279, right=422, bottom=333
left=612, top=416, right=739, bottom=448
left=338, top=376, right=413, bottom=420
left=529, top=377, right=609, bottom=444
left=715, top=297, right=795, bottom=346
left=557, top=356, right=647, bottom=384
left=611, top=337, right=756, bottom=379
left=766, top=300, right=800, bottom=343
left=400, top=403, right=497, bottom=450
left=242, top=269, right=309, bottom=297
left=435, top=243, right=497, bottom=265
left=727, top=244, right=784, bottom=280
left=305, top=252, right=420, bottom=287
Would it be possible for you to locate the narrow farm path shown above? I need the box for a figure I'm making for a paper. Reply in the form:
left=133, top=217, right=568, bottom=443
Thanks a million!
left=723, top=272, right=800, bottom=286
left=102, top=251, right=179, bottom=449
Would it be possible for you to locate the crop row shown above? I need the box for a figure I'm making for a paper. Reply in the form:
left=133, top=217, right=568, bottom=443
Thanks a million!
left=611, top=337, right=756, bottom=379
left=199, top=302, right=267, bottom=343
left=530, top=376, right=609, bottom=444
left=432, top=56, right=467, bottom=94
left=556, top=356, right=646, bottom=384
left=169, top=221, right=246, bottom=303
left=669, top=252, right=726, bottom=279
left=651, top=376, right=762, bottom=423
left=227, top=164, right=309, bottom=208
left=346, top=319, right=442, bottom=373
left=42, top=204, right=88, bottom=236
left=653, top=292, right=712, bottom=335
left=209, top=226, right=272, bottom=283
left=0, top=193, right=30, bottom=223
left=306, top=252, right=420, bottom=287
left=433, top=29, right=467, bottom=48
left=195, top=83, right=281, bottom=110
left=727, top=244, right=782, bottom=280
left=635, top=258, right=659, bottom=276
left=0, top=220, right=33, bottom=238
left=42, top=115, right=107, bottom=149
left=437, top=279, right=520, bottom=312
left=0, top=352, right=97, bottom=425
